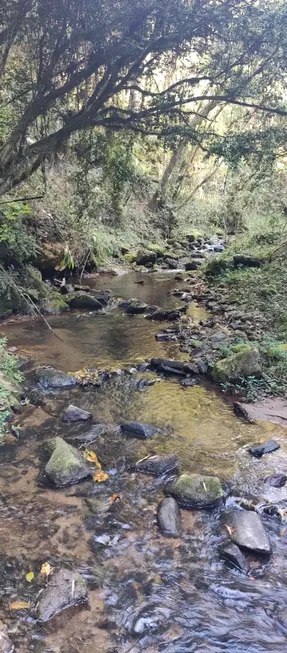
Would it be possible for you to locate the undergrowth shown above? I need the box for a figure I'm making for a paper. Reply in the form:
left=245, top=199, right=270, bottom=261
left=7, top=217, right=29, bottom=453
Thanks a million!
left=0, top=337, right=22, bottom=436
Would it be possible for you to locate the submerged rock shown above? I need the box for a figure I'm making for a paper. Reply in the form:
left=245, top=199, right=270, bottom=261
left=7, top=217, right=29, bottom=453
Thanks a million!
left=37, top=569, right=88, bottom=622
left=136, top=250, right=157, bottom=266
left=150, top=358, right=192, bottom=375
left=169, top=473, right=223, bottom=508
left=135, top=453, right=180, bottom=476
left=63, top=404, right=93, bottom=423
left=35, top=366, right=77, bottom=389
left=120, top=422, right=157, bottom=439
left=212, top=346, right=262, bottom=382
left=66, top=292, right=103, bottom=310
left=248, top=439, right=280, bottom=458
left=41, top=293, right=69, bottom=315
left=68, top=423, right=116, bottom=445
left=265, top=473, right=287, bottom=488
left=234, top=397, right=287, bottom=427
left=220, top=543, right=249, bottom=573
left=224, top=509, right=271, bottom=554
left=0, top=624, right=14, bottom=653
left=132, top=603, right=171, bottom=634
left=146, top=308, right=184, bottom=321
left=45, top=437, right=91, bottom=486
left=157, top=497, right=182, bottom=537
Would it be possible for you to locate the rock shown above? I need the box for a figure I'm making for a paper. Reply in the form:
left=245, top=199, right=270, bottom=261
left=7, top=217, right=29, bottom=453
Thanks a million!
left=45, top=437, right=91, bottom=486
left=157, top=497, right=182, bottom=537
left=0, top=623, right=14, bottom=653
left=41, top=292, right=69, bottom=315
left=220, top=543, right=249, bottom=573
left=265, top=473, right=287, bottom=487
left=180, top=377, right=197, bottom=387
left=212, top=345, right=262, bottom=382
left=92, top=290, right=110, bottom=306
left=136, top=250, right=157, bottom=266
left=234, top=397, right=287, bottom=427
left=135, top=453, right=180, bottom=476
left=34, top=241, right=65, bottom=274
left=205, top=258, right=229, bottom=276
left=63, top=404, right=93, bottom=423
left=248, top=439, right=280, bottom=458
left=169, top=473, right=223, bottom=508
left=37, top=569, right=88, bottom=622
left=146, top=308, right=184, bottom=321
left=35, top=366, right=77, bottom=389
left=150, top=358, right=191, bottom=374
left=120, top=422, right=157, bottom=439
left=164, top=257, right=179, bottom=270
left=132, top=604, right=171, bottom=634
left=185, top=260, right=200, bottom=271
left=224, top=509, right=271, bottom=554
left=66, top=292, right=103, bottom=310
left=126, top=301, right=148, bottom=314
left=233, top=254, right=262, bottom=268
left=68, top=423, right=116, bottom=445
left=175, top=272, right=185, bottom=281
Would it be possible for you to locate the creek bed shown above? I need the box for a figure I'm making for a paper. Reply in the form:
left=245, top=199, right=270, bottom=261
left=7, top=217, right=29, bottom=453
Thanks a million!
left=1, top=271, right=287, bottom=652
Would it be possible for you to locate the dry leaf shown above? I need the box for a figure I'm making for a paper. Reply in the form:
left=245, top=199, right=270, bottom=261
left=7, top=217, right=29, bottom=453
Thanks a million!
left=249, top=576, right=256, bottom=581
left=94, top=470, right=109, bottom=483
left=84, top=449, right=101, bottom=468
left=40, top=562, right=52, bottom=577
left=110, top=493, right=120, bottom=503
left=225, top=525, right=234, bottom=536
left=280, top=527, right=287, bottom=536
left=9, top=601, right=30, bottom=610
left=26, top=571, right=34, bottom=583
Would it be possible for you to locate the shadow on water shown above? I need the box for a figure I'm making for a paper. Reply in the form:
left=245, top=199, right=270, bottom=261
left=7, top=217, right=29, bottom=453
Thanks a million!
left=1, top=272, right=287, bottom=652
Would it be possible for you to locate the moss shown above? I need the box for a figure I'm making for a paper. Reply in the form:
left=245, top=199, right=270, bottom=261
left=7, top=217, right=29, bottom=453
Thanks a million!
left=41, top=292, right=69, bottom=315
left=146, top=242, right=166, bottom=256
left=212, top=346, right=262, bottom=382
left=123, top=252, right=137, bottom=263
left=169, top=473, right=223, bottom=508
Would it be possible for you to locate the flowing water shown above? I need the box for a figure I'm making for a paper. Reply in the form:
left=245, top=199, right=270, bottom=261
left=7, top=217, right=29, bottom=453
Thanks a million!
left=1, top=272, right=287, bottom=652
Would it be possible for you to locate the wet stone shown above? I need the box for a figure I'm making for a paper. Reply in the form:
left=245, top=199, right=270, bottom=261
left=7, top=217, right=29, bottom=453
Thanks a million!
left=35, top=366, right=77, bottom=389
left=169, top=473, right=223, bottom=509
left=45, top=436, right=91, bottom=487
left=135, top=453, right=180, bottom=476
left=132, top=603, right=171, bottom=634
left=224, top=509, right=271, bottom=554
left=63, top=404, right=93, bottom=423
left=220, top=543, right=249, bottom=573
left=69, top=423, right=117, bottom=446
left=157, top=497, right=182, bottom=537
left=37, top=568, right=88, bottom=622
left=146, top=308, right=183, bottom=322
left=120, top=422, right=158, bottom=439
left=126, top=300, right=148, bottom=314
left=0, top=624, right=14, bottom=653
left=249, top=439, right=280, bottom=458
left=265, top=473, right=287, bottom=488
left=66, top=292, right=103, bottom=310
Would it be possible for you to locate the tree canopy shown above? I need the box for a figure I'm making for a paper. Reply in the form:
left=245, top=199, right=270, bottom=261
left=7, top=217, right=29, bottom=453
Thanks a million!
left=1, top=0, right=287, bottom=196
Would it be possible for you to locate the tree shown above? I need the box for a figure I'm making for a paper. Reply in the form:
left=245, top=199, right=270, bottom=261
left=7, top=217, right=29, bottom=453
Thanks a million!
left=1, top=0, right=287, bottom=196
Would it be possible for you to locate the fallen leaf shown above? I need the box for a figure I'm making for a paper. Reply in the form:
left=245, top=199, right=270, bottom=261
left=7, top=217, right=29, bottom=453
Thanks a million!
left=9, top=601, right=30, bottom=610
left=110, top=493, right=120, bottom=503
left=94, top=470, right=109, bottom=483
left=26, top=571, right=34, bottom=583
left=135, top=454, right=151, bottom=465
left=249, top=576, right=255, bottom=581
left=225, top=525, right=234, bottom=536
left=84, top=449, right=101, bottom=468
left=280, top=527, right=287, bottom=536
left=40, top=562, right=52, bottom=577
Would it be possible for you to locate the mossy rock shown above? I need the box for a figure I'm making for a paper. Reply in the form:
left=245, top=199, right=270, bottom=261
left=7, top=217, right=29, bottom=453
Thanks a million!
left=212, top=346, right=262, bottom=382
left=41, top=292, right=69, bottom=315
left=146, top=243, right=166, bottom=256
left=266, top=343, right=287, bottom=359
left=66, top=292, right=103, bottom=310
left=45, top=437, right=91, bottom=487
left=205, top=257, right=229, bottom=276
left=169, top=473, right=223, bottom=508
left=123, top=252, right=137, bottom=264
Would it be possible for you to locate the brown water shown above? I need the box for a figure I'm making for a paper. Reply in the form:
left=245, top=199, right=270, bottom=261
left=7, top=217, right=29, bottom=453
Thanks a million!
left=1, top=272, right=287, bottom=652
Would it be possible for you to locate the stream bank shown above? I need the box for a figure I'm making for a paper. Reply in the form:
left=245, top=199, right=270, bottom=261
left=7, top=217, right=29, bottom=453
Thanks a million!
left=1, top=270, right=287, bottom=652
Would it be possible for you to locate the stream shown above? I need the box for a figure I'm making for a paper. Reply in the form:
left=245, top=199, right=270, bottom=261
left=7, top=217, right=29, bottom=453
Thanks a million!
left=1, top=271, right=287, bottom=652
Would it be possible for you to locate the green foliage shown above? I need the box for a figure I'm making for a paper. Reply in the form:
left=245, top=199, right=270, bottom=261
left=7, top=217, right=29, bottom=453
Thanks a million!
left=0, top=203, right=36, bottom=263
left=0, top=337, right=22, bottom=436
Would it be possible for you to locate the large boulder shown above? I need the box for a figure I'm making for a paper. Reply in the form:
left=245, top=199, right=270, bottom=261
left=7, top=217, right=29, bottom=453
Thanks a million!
left=169, top=473, right=223, bottom=508
left=126, top=301, right=148, bottom=314
left=35, top=366, right=77, bottom=389
left=37, top=569, right=88, bottom=622
left=212, top=345, right=262, bottom=382
left=224, top=510, right=271, bottom=554
left=120, top=422, right=157, bottom=439
left=66, top=292, right=103, bottom=310
left=135, top=453, right=180, bottom=476
left=136, top=250, right=157, bottom=266
left=233, top=254, right=262, bottom=268
left=157, top=497, right=182, bottom=537
left=41, top=292, right=69, bottom=315
left=45, top=437, right=91, bottom=486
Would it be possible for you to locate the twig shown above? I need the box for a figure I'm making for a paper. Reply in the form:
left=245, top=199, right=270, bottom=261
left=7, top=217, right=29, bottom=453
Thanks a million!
left=0, top=194, right=45, bottom=204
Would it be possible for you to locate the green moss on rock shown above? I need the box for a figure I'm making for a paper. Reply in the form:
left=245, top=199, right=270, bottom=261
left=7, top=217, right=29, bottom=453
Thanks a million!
left=212, top=346, right=262, bottom=382
left=169, top=473, right=223, bottom=508
left=45, top=437, right=91, bottom=487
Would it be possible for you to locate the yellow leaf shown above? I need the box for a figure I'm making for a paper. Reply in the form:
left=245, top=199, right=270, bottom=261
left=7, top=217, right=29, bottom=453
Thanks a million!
left=93, top=470, right=109, bottom=483
left=26, top=571, right=34, bottom=583
left=10, top=601, right=30, bottom=610
left=84, top=449, right=101, bottom=468
left=110, top=493, right=120, bottom=503
left=40, top=562, right=52, bottom=577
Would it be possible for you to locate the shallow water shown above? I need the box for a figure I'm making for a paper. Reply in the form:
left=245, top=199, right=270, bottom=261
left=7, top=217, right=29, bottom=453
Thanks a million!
left=1, top=272, right=287, bottom=652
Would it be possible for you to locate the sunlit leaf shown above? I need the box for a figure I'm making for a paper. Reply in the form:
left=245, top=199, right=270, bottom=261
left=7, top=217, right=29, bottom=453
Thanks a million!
left=110, top=493, right=120, bottom=503
left=94, top=470, right=109, bottom=483
left=84, top=449, right=101, bottom=468
left=40, top=562, right=52, bottom=577
left=9, top=601, right=30, bottom=610
left=26, top=571, right=34, bottom=583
